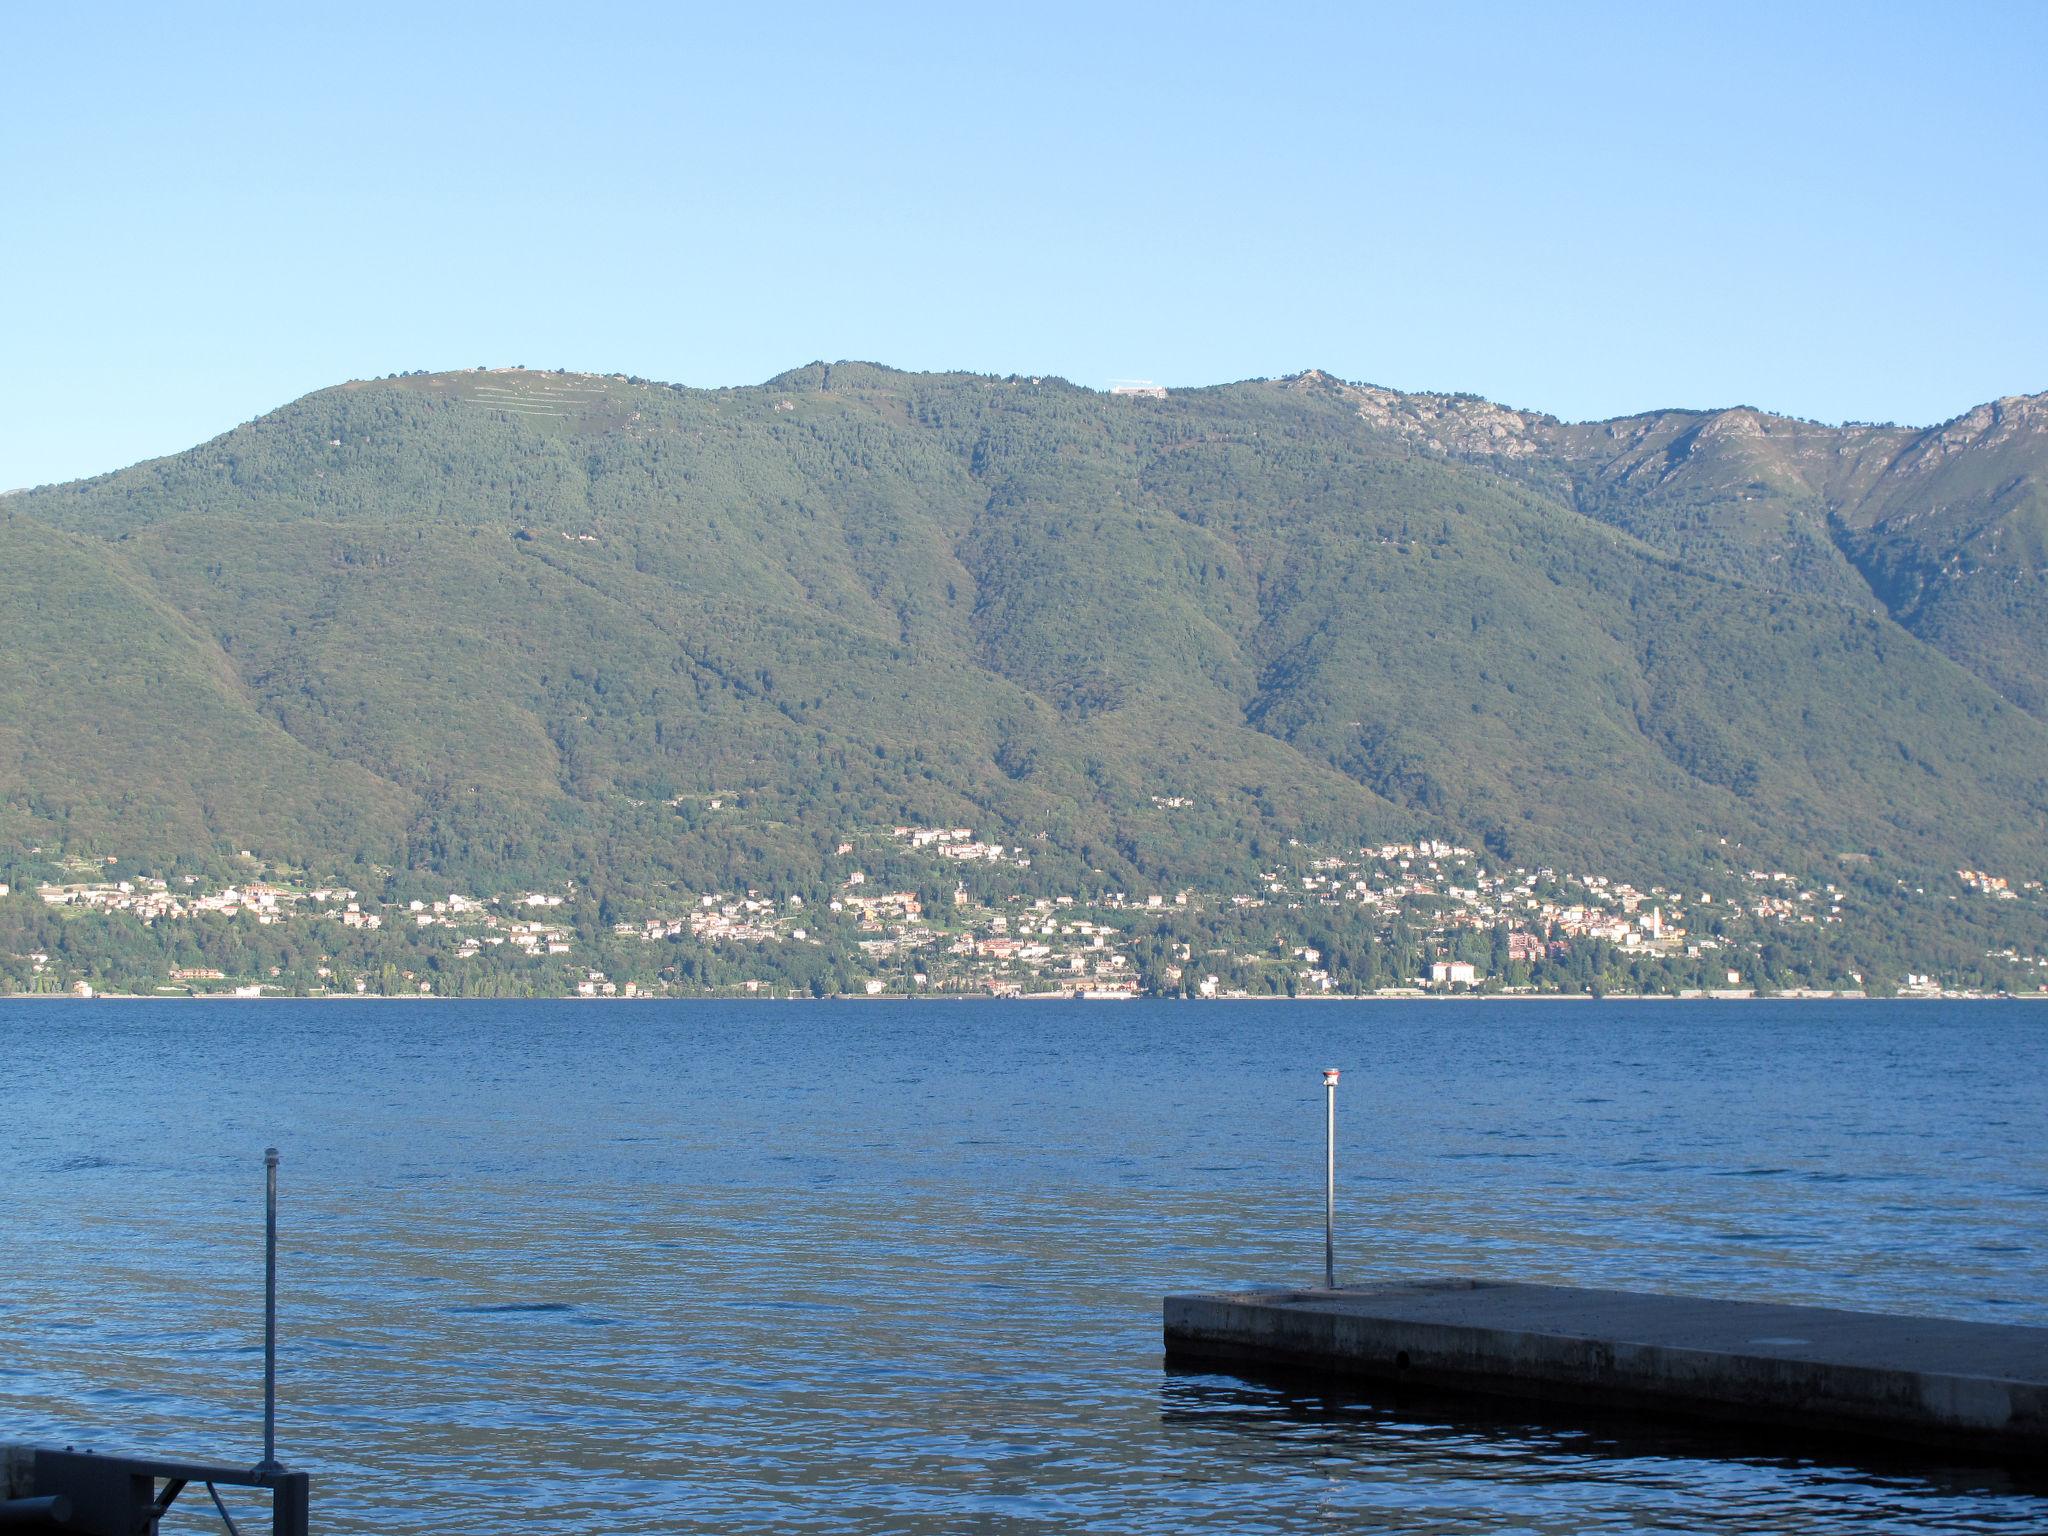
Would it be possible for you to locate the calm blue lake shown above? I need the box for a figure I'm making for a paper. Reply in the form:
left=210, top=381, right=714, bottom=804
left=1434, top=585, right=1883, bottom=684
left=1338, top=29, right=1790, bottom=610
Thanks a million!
left=1, top=999, right=2043, bottom=1533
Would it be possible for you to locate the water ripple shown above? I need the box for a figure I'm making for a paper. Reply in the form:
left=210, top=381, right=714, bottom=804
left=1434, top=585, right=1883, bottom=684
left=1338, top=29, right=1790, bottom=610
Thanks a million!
left=1, top=997, right=2044, bottom=1535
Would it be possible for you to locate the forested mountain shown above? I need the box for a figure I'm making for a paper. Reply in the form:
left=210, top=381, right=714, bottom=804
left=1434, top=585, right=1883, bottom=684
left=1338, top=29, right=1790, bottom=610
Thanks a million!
left=5, top=362, right=2046, bottom=906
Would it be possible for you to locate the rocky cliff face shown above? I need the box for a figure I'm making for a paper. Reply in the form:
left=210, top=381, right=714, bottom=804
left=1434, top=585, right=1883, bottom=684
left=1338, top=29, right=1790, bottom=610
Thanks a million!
left=1287, top=369, right=1555, bottom=459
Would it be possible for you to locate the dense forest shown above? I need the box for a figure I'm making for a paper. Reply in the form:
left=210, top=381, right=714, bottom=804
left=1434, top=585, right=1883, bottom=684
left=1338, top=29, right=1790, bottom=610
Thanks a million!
left=3, top=362, right=2045, bottom=966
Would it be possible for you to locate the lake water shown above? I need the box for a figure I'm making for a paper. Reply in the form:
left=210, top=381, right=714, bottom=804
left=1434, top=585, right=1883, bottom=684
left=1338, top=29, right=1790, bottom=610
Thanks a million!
left=1, top=999, right=2043, bottom=1534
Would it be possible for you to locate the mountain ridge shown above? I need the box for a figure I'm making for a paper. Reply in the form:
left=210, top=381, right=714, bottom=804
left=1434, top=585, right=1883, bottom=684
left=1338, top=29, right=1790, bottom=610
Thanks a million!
left=27, top=361, right=2046, bottom=490
left=5, top=361, right=2046, bottom=916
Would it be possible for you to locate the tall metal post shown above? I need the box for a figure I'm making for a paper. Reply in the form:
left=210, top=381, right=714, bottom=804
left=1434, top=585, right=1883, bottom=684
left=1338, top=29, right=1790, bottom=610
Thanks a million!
left=1322, top=1068, right=1339, bottom=1289
left=257, top=1146, right=282, bottom=1476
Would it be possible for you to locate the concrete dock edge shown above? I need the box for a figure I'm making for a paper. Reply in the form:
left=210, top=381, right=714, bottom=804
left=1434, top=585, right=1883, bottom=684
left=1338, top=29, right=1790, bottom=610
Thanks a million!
left=1164, top=1280, right=2048, bottom=1453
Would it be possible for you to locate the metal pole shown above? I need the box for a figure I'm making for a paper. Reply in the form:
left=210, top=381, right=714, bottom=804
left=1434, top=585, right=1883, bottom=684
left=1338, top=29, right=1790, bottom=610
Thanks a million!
left=257, top=1147, right=282, bottom=1476
left=1322, top=1068, right=1339, bottom=1289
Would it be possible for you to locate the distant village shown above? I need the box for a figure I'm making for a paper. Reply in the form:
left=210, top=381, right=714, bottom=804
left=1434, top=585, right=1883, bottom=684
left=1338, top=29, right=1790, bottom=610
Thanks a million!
left=6, top=823, right=2043, bottom=1000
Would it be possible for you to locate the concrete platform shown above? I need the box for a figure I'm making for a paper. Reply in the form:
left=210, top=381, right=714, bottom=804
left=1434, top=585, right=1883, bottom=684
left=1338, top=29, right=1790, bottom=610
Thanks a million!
left=1164, top=1279, right=2048, bottom=1452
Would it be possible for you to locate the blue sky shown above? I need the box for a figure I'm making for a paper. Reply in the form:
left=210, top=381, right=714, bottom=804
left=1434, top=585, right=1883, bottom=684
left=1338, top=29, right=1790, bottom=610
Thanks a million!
left=4, top=1, right=2044, bottom=487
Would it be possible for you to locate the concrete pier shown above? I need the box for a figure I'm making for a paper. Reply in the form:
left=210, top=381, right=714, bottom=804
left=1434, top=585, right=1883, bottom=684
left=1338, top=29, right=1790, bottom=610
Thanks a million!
left=1164, top=1279, right=2048, bottom=1452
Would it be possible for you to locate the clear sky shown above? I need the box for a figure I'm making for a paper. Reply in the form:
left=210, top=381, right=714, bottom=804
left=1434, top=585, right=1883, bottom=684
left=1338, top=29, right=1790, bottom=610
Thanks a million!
left=5, top=1, right=2044, bottom=488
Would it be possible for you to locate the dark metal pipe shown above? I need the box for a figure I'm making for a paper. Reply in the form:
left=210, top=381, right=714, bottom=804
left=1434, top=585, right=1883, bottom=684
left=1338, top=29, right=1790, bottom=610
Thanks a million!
left=0, top=1493, right=74, bottom=1528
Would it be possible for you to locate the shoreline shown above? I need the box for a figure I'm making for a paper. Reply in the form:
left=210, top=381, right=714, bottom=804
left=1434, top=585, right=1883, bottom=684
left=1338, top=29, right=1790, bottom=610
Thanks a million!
left=5, top=991, right=2043, bottom=1003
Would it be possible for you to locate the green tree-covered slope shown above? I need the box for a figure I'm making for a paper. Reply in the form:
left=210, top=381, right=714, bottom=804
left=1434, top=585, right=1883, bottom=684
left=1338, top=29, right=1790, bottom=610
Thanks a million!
left=6, top=362, right=2046, bottom=899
